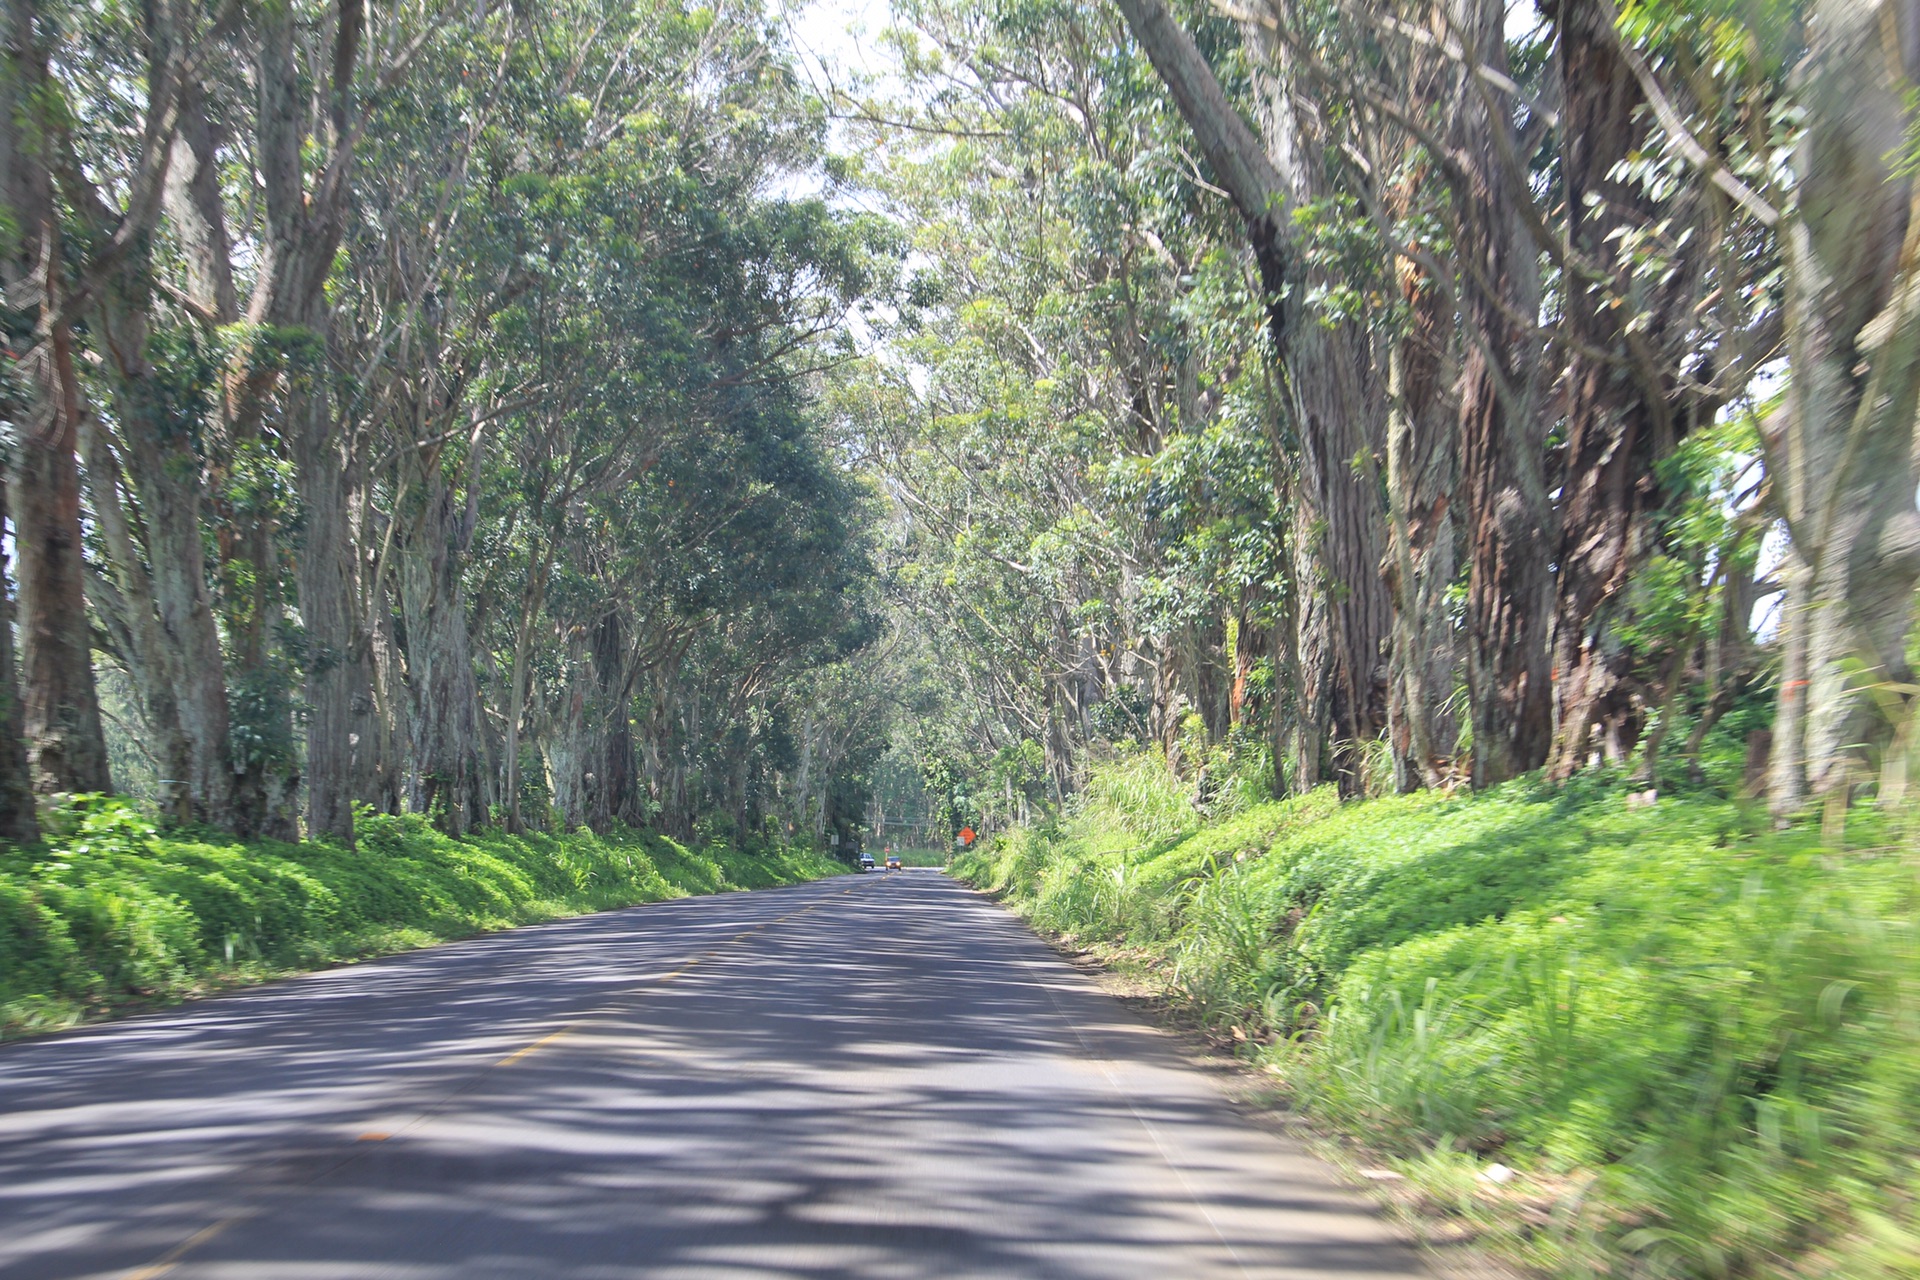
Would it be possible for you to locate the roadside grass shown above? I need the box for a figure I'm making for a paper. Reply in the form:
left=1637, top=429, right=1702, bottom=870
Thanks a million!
left=952, top=772, right=1920, bottom=1280
left=0, top=796, right=844, bottom=1040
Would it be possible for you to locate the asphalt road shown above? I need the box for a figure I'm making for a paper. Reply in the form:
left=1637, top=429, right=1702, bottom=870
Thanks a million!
left=0, top=870, right=1426, bottom=1280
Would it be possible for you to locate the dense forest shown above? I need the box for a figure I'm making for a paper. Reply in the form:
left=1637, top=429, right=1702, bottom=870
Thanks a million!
left=3, top=0, right=1912, bottom=852
left=855, top=0, right=1917, bottom=832
left=0, top=0, right=904, bottom=848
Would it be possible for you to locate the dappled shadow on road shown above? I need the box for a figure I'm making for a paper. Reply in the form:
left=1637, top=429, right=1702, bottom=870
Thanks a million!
left=0, top=874, right=1419, bottom=1279
left=0, top=882, right=828, bottom=1277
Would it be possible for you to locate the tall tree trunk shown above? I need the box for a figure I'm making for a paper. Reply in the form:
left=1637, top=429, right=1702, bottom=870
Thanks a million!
left=181, top=77, right=298, bottom=838
left=1770, top=0, right=1920, bottom=806
left=13, top=320, right=109, bottom=794
left=89, top=273, right=236, bottom=826
left=592, top=610, right=641, bottom=830
left=1383, top=306, right=1460, bottom=790
left=0, top=2, right=43, bottom=843
left=208, top=309, right=300, bottom=835
left=1288, top=325, right=1391, bottom=784
left=1372, top=22, right=1465, bottom=794
left=0, top=7, right=110, bottom=794
left=665, top=679, right=693, bottom=839
left=0, top=429, right=40, bottom=844
left=221, top=502, right=297, bottom=838
left=1114, top=0, right=1390, bottom=786
left=1767, top=554, right=1809, bottom=818
left=33, top=28, right=243, bottom=825
left=1253, top=28, right=1392, bottom=785
left=79, top=417, right=193, bottom=821
left=1546, top=0, right=1682, bottom=779
left=502, top=543, right=553, bottom=834
left=1451, top=0, right=1553, bottom=785
left=364, top=575, right=405, bottom=816
left=292, top=351, right=373, bottom=840
left=255, top=0, right=371, bottom=841
left=548, top=664, right=595, bottom=831
left=398, top=467, right=487, bottom=835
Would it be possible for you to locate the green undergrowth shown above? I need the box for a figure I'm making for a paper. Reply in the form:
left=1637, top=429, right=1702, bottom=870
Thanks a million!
left=0, top=797, right=844, bottom=1040
left=954, top=770, right=1920, bottom=1280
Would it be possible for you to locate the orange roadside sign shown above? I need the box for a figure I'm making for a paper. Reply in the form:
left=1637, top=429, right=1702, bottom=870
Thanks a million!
left=958, top=826, right=976, bottom=846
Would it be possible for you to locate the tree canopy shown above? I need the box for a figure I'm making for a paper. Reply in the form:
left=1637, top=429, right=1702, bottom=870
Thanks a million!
left=0, top=0, right=1913, bottom=849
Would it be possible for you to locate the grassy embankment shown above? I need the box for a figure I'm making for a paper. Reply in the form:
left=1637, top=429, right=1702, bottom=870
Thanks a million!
left=0, top=797, right=844, bottom=1040
left=953, top=756, right=1920, bottom=1279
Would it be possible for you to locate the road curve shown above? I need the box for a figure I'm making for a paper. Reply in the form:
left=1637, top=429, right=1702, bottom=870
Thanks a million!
left=0, top=870, right=1425, bottom=1279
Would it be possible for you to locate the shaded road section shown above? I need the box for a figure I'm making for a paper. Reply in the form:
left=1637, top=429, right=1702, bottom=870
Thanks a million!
left=0, top=871, right=1424, bottom=1279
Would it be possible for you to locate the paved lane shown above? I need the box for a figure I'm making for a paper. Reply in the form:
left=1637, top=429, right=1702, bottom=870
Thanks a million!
left=0, top=871, right=1425, bottom=1279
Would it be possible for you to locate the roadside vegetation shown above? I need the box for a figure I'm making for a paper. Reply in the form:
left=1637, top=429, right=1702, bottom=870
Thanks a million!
left=0, top=0, right=900, bottom=856
left=854, top=8, right=1920, bottom=1268
left=8, top=0, right=1920, bottom=1269
left=0, top=796, right=842, bottom=1040
left=955, top=754, right=1920, bottom=1280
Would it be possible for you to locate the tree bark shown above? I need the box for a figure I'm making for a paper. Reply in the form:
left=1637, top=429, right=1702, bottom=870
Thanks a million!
left=1769, top=0, right=1920, bottom=807
left=1114, top=0, right=1391, bottom=786
left=1450, top=0, right=1553, bottom=785
left=13, top=314, right=110, bottom=794
left=168, top=76, right=298, bottom=838
left=1767, top=554, right=1809, bottom=818
left=1546, top=0, right=1682, bottom=779
left=591, top=610, right=642, bottom=830
left=0, top=2, right=110, bottom=795
left=549, top=666, right=595, bottom=831
left=1383, top=307, right=1460, bottom=790
left=79, top=415, right=193, bottom=822
left=254, top=0, right=373, bottom=841
left=86, top=256, right=237, bottom=827
left=502, top=541, right=555, bottom=833
left=1247, top=27, right=1394, bottom=788
left=0, top=425, right=40, bottom=844
left=397, top=461, right=487, bottom=835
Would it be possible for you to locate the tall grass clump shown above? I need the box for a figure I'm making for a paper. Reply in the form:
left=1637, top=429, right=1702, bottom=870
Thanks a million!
left=0, top=796, right=843, bottom=1038
left=1299, top=819, right=1920, bottom=1278
left=1077, top=743, right=1202, bottom=845
left=956, top=769, right=1920, bottom=1279
left=952, top=746, right=1336, bottom=946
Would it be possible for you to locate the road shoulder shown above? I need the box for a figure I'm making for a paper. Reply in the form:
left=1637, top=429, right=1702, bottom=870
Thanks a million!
left=967, top=880, right=1528, bottom=1280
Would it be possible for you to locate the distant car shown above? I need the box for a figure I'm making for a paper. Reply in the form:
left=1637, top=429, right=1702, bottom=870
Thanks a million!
left=885, top=853, right=903, bottom=871
left=857, top=854, right=876, bottom=872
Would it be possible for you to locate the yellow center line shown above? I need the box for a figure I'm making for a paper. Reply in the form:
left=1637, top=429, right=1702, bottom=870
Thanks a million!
left=493, top=1024, right=577, bottom=1067
left=122, top=1212, right=251, bottom=1280
left=494, top=947, right=721, bottom=1068
left=492, top=902, right=822, bottom=1067
left=123, top=885, right=851, bottom=1279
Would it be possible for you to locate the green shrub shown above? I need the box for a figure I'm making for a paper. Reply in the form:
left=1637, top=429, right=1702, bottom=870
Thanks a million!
left=954, top=773, right=1920, bottom=1279
left=1076, top=744, right=1202, bottom=846
left=0, top=797, right=843, bottom=1038
left=1304, top=829, right=1920, bottom=1277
